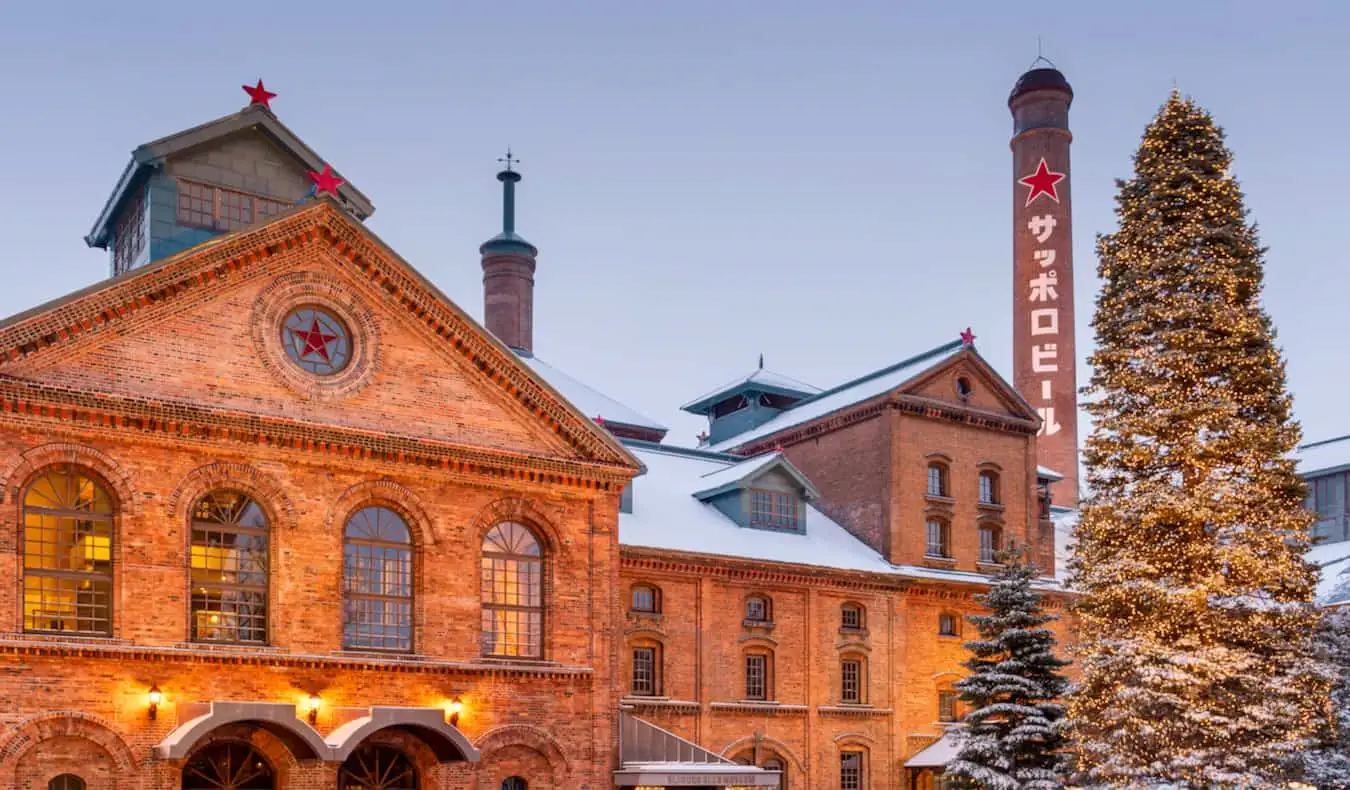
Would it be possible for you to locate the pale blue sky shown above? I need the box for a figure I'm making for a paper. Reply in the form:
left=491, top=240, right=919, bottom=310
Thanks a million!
left=1, top=1, right=1345, bottom=448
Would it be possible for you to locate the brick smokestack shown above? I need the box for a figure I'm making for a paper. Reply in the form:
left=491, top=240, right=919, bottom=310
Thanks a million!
left=480, top=152, right=538, bottom=354
left=1010, top=63, right=1079, bottom=507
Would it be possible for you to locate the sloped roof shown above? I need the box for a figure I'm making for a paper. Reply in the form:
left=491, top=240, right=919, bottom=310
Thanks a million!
left=691, top=450, right=822, bottom=501
left=681, top=368, right=821, bottom=413
left=86, top=103, right=374, bottom=248
left=904, top=729, right=962, bottom=768
left=519, top=354, right=668, bottom=432
left=707, top=340, right=966, bottom=452
left=1295, top=435, right=1350, bottom=478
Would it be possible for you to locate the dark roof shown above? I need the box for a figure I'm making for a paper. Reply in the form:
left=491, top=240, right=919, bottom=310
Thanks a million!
left=86, top=104, right=375, bottom=248
left=1008, top=67, right=1074, bottom=107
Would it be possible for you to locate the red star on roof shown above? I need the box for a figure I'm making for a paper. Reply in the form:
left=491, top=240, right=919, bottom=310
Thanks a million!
left=242, top=79, right=277, bottom=111
left=960, top=327, right=976, bottom=347
left=1019, top=158, right=1065, bottom=207
left=308, top=164, right=345, bottom=198
left=594, top=415, right=606, bottom=425
left=290, top=318, right=338, bottom=362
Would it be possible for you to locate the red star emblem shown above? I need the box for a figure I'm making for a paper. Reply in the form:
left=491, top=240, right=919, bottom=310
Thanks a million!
left=960, top=327, right=976, bottom=347
left=290, top=318, right=338, bottom=362
left=242, top=79, right=277, bottom=110
left=594, top=415, right=606, bottom=425
left=308, top=164, right=346, bottom=198
left=1019, top=158, right=1065, bottom=207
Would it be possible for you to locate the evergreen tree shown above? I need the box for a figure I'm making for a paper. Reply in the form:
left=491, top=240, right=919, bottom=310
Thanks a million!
left=945, top=547, right=1070, bottom=789
left=1069, top=91, right=1327, bottom=786
left=1299, top=607, right=1350, bottom=788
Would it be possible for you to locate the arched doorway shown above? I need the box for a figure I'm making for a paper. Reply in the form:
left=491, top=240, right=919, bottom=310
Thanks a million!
left=182, top=741, right=274, bottom=789
left=338, top=744, right=418, bottom=789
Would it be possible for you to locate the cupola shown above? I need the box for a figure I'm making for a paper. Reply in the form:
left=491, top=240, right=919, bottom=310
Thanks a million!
left=682, top=356, right=819, bottom=446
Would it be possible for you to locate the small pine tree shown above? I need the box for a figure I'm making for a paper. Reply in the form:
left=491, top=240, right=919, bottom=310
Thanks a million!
left=1069, top=91, right=1328, bottom=786
left=1299, top=607, right=1350, bottom=788
left=944, top=546, right=1070, bottom=790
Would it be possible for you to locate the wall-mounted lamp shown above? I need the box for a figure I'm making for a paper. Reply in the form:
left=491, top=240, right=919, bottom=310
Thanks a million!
left=306, top=694, right=321, bottom=726
left=448, top=696, right=464, bottom=727
left=147, top=685, right=163, bottom=721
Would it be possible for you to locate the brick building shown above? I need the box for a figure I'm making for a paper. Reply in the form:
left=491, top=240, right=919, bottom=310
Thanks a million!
left=0, top=71, right=1080, bottom=790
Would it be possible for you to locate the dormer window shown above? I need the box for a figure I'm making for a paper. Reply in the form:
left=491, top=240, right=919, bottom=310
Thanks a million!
left=750, top=490, right=799, bottom=530
left=927, top=463, right=949, bottom=498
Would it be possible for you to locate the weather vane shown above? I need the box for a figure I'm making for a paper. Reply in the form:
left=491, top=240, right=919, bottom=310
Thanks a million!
left=498, top=147, right=519, bottom=173
left=1029, top=36, right=1057, bottom=70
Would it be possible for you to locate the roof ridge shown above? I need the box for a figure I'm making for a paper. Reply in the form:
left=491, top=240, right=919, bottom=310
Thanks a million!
left=1300, top=434, right=1350, bottom=450
left=622, top=439, right=742, bottom=462
left=781, top=339, right=966, bottom=412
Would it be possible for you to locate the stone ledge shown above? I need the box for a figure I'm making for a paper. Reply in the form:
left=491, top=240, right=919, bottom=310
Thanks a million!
left=817, top=705, right=894, bottom=717
left=620, top=697, right=700, bottom=713
left=709, top=701, right=809, bottom=716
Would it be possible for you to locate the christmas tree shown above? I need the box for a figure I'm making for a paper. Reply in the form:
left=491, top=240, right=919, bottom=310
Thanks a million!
left=945, top=546, right=1070, bottom=790
left=1298, top=607, right=1350, bottom=787
left=1069, top=91, right=1328, bottom=786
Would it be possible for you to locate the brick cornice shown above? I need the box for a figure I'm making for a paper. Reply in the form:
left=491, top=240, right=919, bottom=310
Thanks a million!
left=0, top=376, right=632, bottom=492
left=0, top=201, right=637, bottom=472
left=0, top=634, right=595, bottom=681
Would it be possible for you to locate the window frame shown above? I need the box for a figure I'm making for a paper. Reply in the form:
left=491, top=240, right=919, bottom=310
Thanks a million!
left=175, top=178, right=292, bottom=234
left=502, top=779, right=528, bottom=790
left=925, top=518, right=951, bottom=559
left=21, top=465, right=116, bottom=637
left=749, top=488, right=799, bottom=530
left=342, top=504, right=416, bottom=653
left=480, top=521, right=546, bottom=659
left=188, top=490, right=270, bottom=646
left=926, top=462, right=949, bottom=498
left=48, top=774, right=86, bottom=790
left=630, top=583, right=661, bottom=614
left=841, top=657, right=865, bottom=704
left=745, top=651, right=772, bottom=701
left=978, top=524, right=1001, bottom=565
left=938, top=613, right=959, bottom=637
left=939, top=690, right=959, bottom=722
left=978, top=470, right=999, bottom=505
left=744, top=594, right=772, bottom=623
left=631, top=644, right=661, bottom=697
left=840, top=602, right=865, bottom=631
left=840, top=750, right=865, bottom=790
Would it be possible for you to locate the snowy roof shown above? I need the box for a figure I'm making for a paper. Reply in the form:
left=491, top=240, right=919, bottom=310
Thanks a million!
left=690, top=451, right=822, bottom=501
left=518, top=354, right=668, bottom=432
left=1037, top=465, right=1064, bottom=481
left=708, top=340, right=965, bottom=451
left=904, top=729, right=961, bottom=767
left=1309, top=540, right=1350, bottom=607
left=1295, top=435, right=1350, bottom=478
left=681, top=368, right=821, bottom=412
left=619, top=443, right=1064, bottom=591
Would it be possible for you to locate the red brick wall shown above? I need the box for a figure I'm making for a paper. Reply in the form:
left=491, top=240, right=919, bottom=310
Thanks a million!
left=779, top=415, right=893, bottom=558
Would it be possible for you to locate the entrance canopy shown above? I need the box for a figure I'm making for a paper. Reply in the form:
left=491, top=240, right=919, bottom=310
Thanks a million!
left=904, top=729, right=962, bottom=768
left=614, top=714, right=779, bottom=787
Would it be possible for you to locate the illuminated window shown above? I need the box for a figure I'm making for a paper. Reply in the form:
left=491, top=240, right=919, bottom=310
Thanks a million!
left=343, top=506, right=414, bottom=651
left=190, top=490, right=268, bottom=644
left=749, top=489, right=798, bottom=530
left=22, top=466, right=114, bottom=636
left=926, top=519, right=950, bottom=558
left=841, top=603, right=864, bottom=631
left=927, top=463, right=948, bottom=497
left=745, top=595, right=771, bottom=623
left=481, top=522, right=544, bottom=658
left=631, top=584, right=660, bottom=613
left=48, top=775, right=85, bottom=790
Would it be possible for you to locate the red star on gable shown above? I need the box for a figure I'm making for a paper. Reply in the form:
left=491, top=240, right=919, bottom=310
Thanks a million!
left=308, top=164, right=346, bottom=198
left=1019, top=158, right=1065, bottom=207
left=290, top=319, right=338, bottom=362
left=960, top=327, right=976, bottom=347
left=242, top=79, right=277, bottom=110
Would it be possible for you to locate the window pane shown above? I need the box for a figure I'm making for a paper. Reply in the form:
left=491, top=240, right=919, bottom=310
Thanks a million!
left=840, top=752, right=862, bottom=790
left=750, top=489, right=798, bottom=530
left=746, top=597, right=767, bottom=621
left=927, top=465, right=946, bottom=497
left=979, top=472, right=996, bottom=504
left=343, top=507, right=414, bottom=651
left=746, top=654, right=767, bottom=700
left=926, top=520, right=948, bottom=557
left=177, top=180, right=216, bottom=228
left=979, top=527, right=998, bottom=563
left=481, top=524, right=546, bottom=658
left=22, top=466, right=114, bottom=636
left=939, top=691, right=958, bottom=722
left=842, top=659, right=861, bottom=703
left=841, top=605, right=861, bottom=630
left=632, top=586, right=655, bottom=612
left=189, top=491, right=268, bottom=644
left=632, top=647, right=656, bottom=696
left=939, top=614, right=957, bottom=636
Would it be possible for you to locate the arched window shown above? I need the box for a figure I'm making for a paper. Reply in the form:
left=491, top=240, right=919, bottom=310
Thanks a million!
left=925, top=519, right=950, bottom=558
left=978, top=470, right=1000, bottom=505
left=22, top=465, right=114, bottom=635
left=840, top=602, right=865, bottom=631
left=183, top=741, right=274, bottom=789
left=481, top=522, right=544, bottom=658
left=338, top=744, right=417, bottom=789
left=631, top=583, right=660, bottom=613
left=745, top=595, right=771, bottom=623
left=502, top=778, right=528, bottom=790
left=190, top=490, right=269, bottom=644
left=979, top=524, right=1002, bottom=564
left=343, top=506, right=414, bottom=652
left=939, top=612, right=960, bottom=637
left=49, top=776, right=86, bottom=790
left=926, top=462, right=948, bottom=497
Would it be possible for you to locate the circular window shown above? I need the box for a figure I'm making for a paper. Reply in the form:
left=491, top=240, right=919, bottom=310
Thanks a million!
left=281, top=305, right=352, bottom=376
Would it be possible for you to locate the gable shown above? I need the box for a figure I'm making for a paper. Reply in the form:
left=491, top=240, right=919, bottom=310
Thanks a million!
left=902, top=351, right=1038, bottom=422
left=0, top=201, right=636, bottom=472
left=165, top=129, right=314, bottom=207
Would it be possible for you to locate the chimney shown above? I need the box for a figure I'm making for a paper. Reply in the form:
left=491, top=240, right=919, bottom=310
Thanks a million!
left=480, top=150, right=538, bottom=354
left=1010, top=60, right=1080, bottom=507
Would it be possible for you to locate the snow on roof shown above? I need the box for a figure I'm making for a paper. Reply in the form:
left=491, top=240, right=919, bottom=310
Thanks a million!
left=1037, top=465, right=1064, bottom=481
left=708, top=341, right=965, bottom=452
left=1296, top=435, right=1350, bottom=477
left=904, top=729, right=961, bottom=767
left=620, top=443, right=1064, bottom=591
left=681, top=368, right=821, bottom=412
left=1309, top=540, right=1350, bottom=607
left=518, top=354, right=668, bottom=432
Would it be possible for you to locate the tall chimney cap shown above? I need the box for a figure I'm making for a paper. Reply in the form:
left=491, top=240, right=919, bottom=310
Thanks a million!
left=1009, top=67, right=1073, bottom=108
